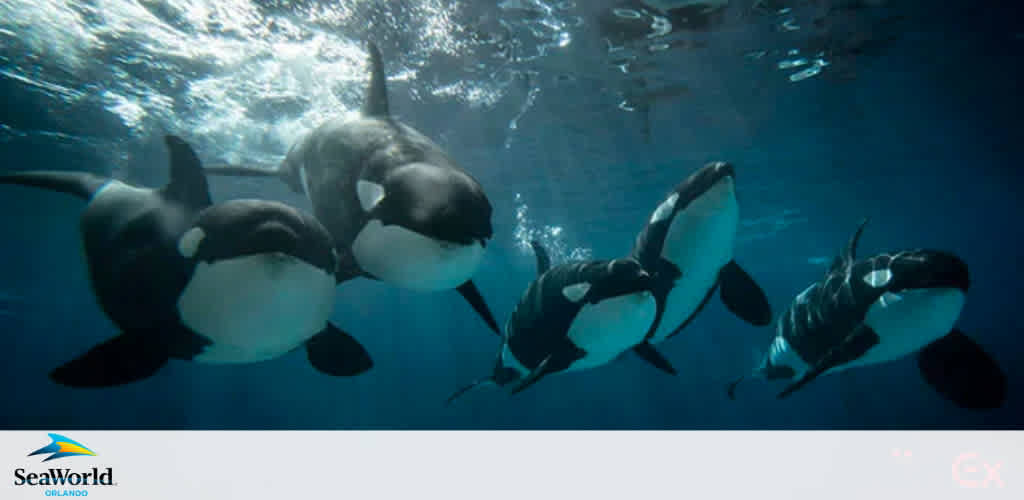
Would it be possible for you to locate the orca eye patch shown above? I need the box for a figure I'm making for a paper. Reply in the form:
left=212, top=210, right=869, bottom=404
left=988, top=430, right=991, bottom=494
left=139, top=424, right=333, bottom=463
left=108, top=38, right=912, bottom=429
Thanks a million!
left=863, top=268, right=893, bottom=288
left=562, top=283, right=591, bottom=302
left=357, top=180, right=386, bottom=212
left=177, top=227, right=206, bottom=258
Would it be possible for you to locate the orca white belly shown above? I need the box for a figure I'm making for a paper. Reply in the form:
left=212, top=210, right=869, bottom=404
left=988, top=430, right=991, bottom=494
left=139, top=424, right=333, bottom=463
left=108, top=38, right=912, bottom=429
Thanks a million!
left=352, top=220, right=485, bottom=291
left=178, top=253, right=337, bottom=364
left=566, top=291, right=658, bottom=372
left=651, top=178, right=739, bottom=342
left=828, top=287, right=966, bottom=373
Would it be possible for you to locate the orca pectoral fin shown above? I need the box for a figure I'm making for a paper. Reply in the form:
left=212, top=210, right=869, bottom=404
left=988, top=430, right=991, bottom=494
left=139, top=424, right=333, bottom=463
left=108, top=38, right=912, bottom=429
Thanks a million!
left=0, top=171, right=109, bottom=200
left=456, top=281, right=501, bottom=335
left=445, top=377, right=498, bottom=406
left=632, top=342, right=678, bottom=375
left=777, top=365, right=827, bottom=400
left=49, top=334, right=169, bottom=388
left=204, top=163, right=280, bottom=178
left=778, top=324, right=880, bottom=399
left=719, top=260, right=773, bottom=326
left=917, top=329, right=1007, bottom=410
left=509, top=356, right=552, bottom=395
left=305, top=323, right=373, bottom=377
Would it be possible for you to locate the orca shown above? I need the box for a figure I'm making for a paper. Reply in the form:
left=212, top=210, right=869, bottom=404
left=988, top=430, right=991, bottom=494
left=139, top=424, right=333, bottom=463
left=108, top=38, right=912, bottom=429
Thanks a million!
left=446, top=241, right=664, bottom=404
left=629, top=161, right=772, bottom=373
left=0, top=135, right=372, bottom=387
left=727, top=218, right=1007, bottom=410
left=203, top=41, right=500, bottom=335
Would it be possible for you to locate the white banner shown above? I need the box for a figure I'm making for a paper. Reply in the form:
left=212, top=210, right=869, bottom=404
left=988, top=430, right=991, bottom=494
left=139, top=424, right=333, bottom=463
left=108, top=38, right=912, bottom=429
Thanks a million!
left=0, top=431, right=1018, bottom=499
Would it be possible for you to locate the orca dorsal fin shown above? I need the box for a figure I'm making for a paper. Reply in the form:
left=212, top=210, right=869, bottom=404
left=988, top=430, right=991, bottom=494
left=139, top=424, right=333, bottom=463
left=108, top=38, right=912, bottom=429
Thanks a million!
left=529, top=240, right=551, bottom=275
left=160, top=135, right=212, bottom=210
left=829, top=217, right=870, bottom=273
left=362, top=41, right=390, bottom=118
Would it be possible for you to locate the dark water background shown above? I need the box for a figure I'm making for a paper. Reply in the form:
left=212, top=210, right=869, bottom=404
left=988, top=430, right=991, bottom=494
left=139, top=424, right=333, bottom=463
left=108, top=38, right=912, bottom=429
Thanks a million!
left=0, top=0, right=1021, bottom=429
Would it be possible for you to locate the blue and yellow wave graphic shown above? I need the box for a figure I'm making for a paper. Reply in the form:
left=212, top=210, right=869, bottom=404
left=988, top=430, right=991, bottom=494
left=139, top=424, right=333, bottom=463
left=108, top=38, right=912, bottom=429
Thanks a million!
left=28, top=434, right=97, bottom=462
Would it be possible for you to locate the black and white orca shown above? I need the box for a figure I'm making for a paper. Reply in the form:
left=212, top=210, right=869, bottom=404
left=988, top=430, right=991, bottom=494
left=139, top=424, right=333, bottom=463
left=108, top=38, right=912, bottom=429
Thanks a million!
left=203, top=41, right=500, bottom=335
left=446, top=241, right=663, bottom=404
left=728, top=218, right=1007, bottom=410
left=0, top=135, right=372, bottom=387
left=629, top=161, right=772, bottom=374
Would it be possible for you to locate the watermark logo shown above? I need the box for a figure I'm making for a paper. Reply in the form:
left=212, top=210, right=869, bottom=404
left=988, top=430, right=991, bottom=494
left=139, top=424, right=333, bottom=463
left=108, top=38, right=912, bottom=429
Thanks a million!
left=28, top=434, right=97, bottom=463
left=953, top=452, right=1004, bottom=489
left=13, top=433, right=116, bottom=496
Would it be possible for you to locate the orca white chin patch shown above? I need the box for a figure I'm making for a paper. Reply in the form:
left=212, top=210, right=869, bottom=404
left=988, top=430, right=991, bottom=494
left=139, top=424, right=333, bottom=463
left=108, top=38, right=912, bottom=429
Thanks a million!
left=651, top=175, right=738, bottom=342
left=833, top=287, right=967, bottom=373
left=178, top=253, right=336, bottom=364
left=356, top=180, right=386, bottom=212
left=351, top=219, right=485, bottom=291
left=566, top=291, right=657, bottom=372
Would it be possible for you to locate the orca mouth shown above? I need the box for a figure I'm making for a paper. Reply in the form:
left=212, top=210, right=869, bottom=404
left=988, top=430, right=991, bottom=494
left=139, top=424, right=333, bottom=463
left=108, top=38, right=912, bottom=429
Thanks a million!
left=588, top=262, right=655, bottom=302
left=707, top=161, right=735, bottom=181
left=672, top=160, right=736, bottom=205
left=249, top=221, right=300, bottom=254
left=438, top=237, right=488, bottom=249
left=190, top=199, right=337, bottom=274
left=401, top=216, right=491, bottom=248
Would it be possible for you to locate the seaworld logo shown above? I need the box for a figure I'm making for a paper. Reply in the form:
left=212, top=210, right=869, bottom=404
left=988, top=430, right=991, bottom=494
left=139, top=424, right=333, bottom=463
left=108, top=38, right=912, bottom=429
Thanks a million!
left=13, top=434, right=116, bottom=494
left=28, top=434, right=97, bottom=462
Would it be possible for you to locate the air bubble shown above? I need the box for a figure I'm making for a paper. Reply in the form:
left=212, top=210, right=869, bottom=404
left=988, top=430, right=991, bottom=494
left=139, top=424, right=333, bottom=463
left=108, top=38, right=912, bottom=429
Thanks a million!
left=777, top=58, right=808, bottom=69
left=613, top=8, right=642, bottom=19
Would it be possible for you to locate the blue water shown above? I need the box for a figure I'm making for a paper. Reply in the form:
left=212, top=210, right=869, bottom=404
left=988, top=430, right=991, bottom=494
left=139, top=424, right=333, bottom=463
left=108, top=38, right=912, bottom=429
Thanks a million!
left=0, top=0, right=1021, bottom=429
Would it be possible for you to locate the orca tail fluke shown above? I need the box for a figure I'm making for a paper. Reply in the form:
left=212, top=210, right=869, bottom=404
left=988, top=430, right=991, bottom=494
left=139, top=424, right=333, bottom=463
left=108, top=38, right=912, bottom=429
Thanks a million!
left=0, top=171, right=109, bottom=200
left=508, top=356, right=552, bottom=395
left=726, top=375, right=746, bottom=400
